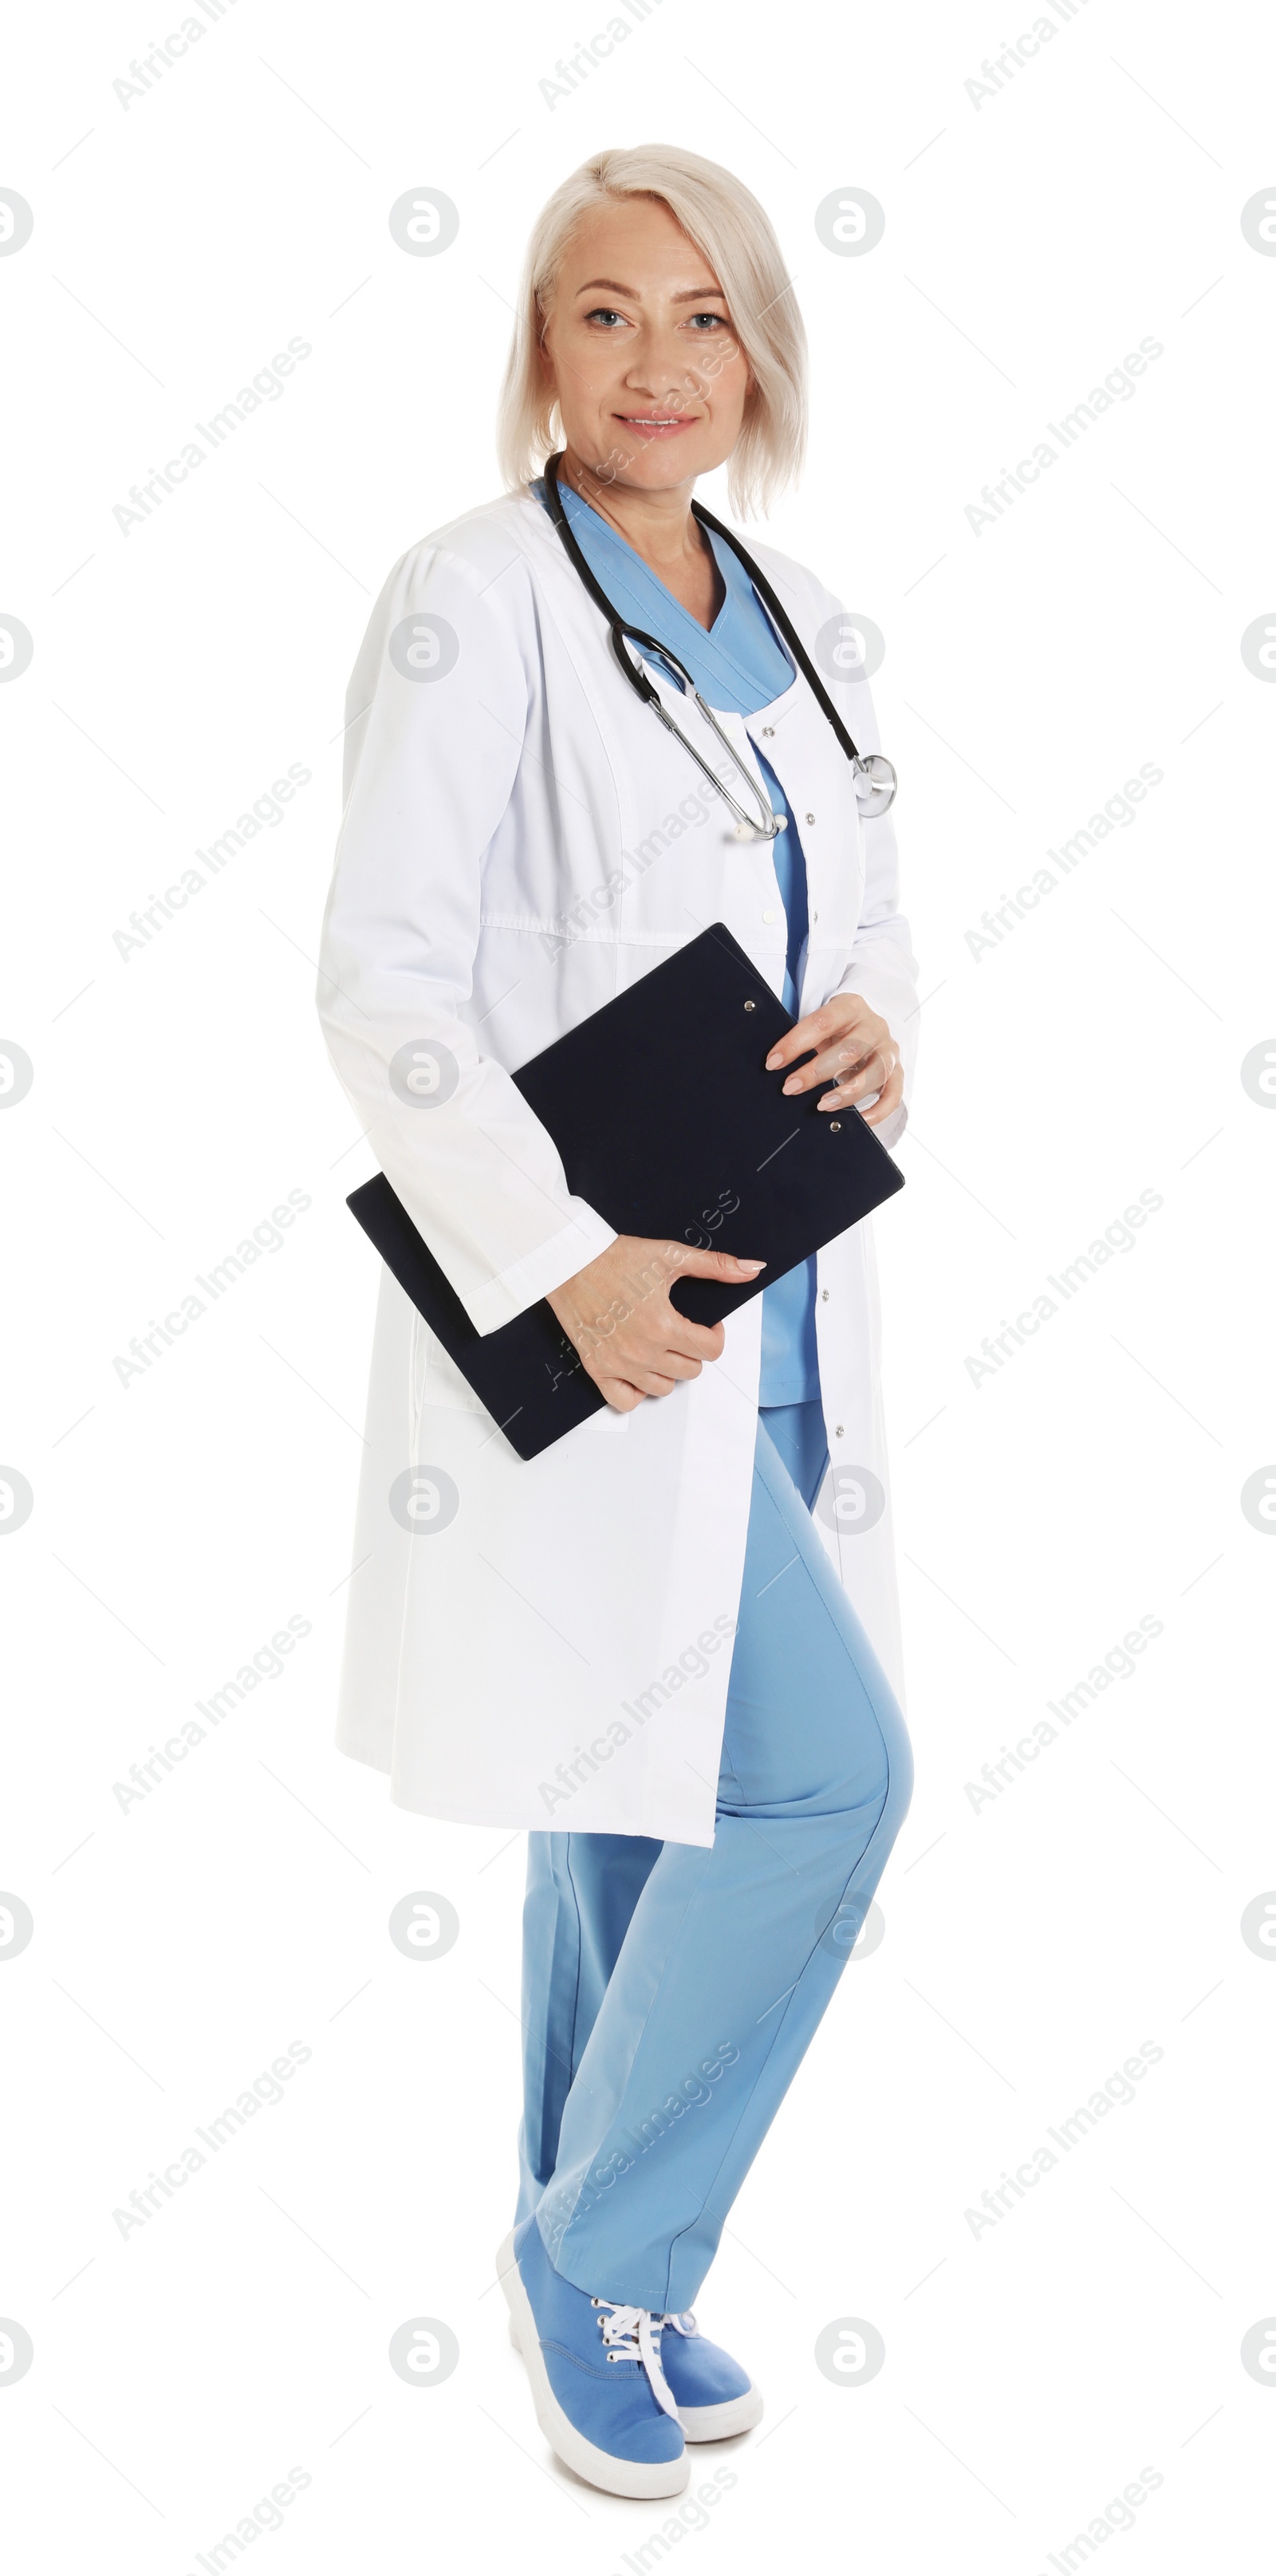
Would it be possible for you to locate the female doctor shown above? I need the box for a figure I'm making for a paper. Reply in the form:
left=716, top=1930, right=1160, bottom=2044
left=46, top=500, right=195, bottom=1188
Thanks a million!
left=317, top=144, right=919, bottom=2503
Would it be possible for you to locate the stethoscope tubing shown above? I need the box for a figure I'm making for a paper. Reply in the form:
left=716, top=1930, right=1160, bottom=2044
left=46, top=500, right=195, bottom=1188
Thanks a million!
left=625, top=636, right=781, bottom=841
left=541, top=450, right=898, bottom=828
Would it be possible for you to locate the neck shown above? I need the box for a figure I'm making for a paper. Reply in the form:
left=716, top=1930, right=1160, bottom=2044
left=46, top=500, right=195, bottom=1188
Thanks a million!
left=557, top=444, right=709, bottom=582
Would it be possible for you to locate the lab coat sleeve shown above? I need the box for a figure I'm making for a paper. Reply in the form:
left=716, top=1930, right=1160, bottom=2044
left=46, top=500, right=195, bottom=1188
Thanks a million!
left=317, top=538, right=619, bottom=1335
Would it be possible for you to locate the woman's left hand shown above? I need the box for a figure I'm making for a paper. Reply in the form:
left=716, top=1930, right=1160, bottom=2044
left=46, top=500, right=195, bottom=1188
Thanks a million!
left=764, top=992, right=902, bottom=1127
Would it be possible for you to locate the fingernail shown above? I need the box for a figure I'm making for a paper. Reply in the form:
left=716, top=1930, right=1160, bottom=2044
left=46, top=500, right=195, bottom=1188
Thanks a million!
left=765, top=1051, right=782, bottom=1069
left=782, top=1076, right=801, bottom=1094
left=737, top=1258, right=766, bottom=1271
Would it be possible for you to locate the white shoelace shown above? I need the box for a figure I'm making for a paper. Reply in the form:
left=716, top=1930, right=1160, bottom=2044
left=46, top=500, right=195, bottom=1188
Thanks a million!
left=592, top=2298, right=681, bottom=2420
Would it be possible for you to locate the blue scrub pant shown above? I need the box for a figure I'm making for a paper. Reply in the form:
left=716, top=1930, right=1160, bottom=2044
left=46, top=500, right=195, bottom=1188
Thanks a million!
left=515, top=1398, right=915, bottom=2315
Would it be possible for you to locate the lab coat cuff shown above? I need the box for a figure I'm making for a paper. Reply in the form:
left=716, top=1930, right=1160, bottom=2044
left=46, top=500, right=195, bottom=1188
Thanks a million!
left=469, top=1201, right=619, bottom=1335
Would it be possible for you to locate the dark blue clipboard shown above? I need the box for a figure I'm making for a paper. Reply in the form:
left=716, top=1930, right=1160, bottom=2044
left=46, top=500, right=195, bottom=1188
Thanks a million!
left=347, top=922, right=904, bottom=1459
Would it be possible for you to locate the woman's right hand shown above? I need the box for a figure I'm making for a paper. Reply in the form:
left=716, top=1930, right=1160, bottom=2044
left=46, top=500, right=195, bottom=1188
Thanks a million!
left=545, top=1236, right=766, bottom=1412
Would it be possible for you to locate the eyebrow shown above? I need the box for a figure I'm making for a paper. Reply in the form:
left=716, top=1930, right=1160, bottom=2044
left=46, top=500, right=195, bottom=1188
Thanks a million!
left=572, top=278, right=729, bottom=303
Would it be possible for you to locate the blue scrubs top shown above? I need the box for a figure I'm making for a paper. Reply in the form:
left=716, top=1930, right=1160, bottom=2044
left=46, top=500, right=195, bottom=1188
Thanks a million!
left=532, top=476, right=821, bottom=1405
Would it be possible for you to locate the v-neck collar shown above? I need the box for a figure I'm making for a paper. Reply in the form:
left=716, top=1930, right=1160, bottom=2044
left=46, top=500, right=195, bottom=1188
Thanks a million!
left=531, top=476, right=795, bottom=716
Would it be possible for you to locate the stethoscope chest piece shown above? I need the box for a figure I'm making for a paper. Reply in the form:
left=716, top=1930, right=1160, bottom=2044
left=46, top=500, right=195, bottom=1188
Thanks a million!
left=852, top=753, right=898, bottom=818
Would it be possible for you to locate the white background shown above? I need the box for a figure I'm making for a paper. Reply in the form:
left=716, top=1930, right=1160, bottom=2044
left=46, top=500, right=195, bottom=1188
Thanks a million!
left=2, top=0, right=1274, bottom=2568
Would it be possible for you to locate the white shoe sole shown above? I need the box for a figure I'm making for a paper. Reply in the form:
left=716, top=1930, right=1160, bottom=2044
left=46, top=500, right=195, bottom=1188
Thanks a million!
left=679, top=2385, right=765, bottom=2440
left=506, top=2301, right=763, bottom=2440
left=496, top=2229, right=690, bottom=2502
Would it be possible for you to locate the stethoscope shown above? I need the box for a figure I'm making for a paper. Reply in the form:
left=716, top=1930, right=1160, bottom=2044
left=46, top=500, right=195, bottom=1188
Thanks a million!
left=542, top=450, right=898, bottom=839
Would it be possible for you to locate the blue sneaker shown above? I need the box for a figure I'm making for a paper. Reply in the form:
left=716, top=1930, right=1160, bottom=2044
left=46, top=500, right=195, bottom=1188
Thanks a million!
left=498, top=2217, right=688, bottom=2499
left=657, top=2309, right=763, bottom=2440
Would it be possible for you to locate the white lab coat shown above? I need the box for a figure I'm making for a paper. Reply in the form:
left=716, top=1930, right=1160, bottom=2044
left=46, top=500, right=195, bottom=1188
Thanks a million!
left=317, top=487, right=919, bottom=1847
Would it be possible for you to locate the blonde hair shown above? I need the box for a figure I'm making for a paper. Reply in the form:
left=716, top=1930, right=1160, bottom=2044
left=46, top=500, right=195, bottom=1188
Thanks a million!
left=496, top=144, right=807, bottom=518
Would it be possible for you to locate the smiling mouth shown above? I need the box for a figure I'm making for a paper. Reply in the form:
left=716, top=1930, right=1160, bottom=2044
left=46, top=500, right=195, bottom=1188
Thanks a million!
left=616, top=412, right=697, bottom=433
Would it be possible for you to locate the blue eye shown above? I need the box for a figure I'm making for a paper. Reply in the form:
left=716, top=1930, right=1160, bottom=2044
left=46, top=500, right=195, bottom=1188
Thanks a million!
left=688, top=311, right=729, bottom=329
left=585, top=307, right=626, bottom=328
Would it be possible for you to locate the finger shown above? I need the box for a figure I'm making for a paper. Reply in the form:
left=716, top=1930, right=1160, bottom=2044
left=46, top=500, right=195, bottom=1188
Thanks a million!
left=813, top=1036, right=890, bottom=1097
left=817, top=1055, right=884, bottom=1118
left=626, top=1367, right=680, bottom=1398
left=813, top=1034, right=896, bottom=1092
left=781, top=1026, right=882, bottom=1095
left=858, top=1065, right=905, bottom=1126
left=763, top=1006, right=852, bottom=1072
left=658, top=1313, right=726, bottom=1363
left=664, top=1245, right=766, bottom=1283
left=594, top=1373, right=644, bottom=1410
left=819, top=1057, right=901, bottom=1116
left=762, top=1022, right=820, bottom=1073
left=640, top=1249, right=764, bottom=1318
left=766, top=1004, right=872, bottom=1077
left=604, top=1389, right=644, bottom=1411
left=612, top=1342, right=703, bottom=1383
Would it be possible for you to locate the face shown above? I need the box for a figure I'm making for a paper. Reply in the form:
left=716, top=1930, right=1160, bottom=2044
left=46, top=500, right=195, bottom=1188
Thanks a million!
left=538, top=195, right=752, bottom=495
